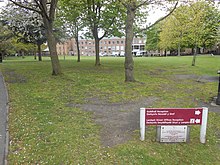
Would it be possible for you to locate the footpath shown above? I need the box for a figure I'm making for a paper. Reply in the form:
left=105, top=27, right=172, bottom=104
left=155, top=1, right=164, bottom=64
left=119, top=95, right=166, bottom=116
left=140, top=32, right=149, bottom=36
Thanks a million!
left=0, top=71, right=8, bottom=165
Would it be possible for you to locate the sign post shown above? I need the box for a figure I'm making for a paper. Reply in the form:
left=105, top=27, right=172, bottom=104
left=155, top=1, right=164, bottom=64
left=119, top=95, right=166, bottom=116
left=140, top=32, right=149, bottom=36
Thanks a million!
left=200, top=107, right=208, bottom=143
left=140, top=107, right=208, bottom=143
left=140, top=108, right=146, bottom=141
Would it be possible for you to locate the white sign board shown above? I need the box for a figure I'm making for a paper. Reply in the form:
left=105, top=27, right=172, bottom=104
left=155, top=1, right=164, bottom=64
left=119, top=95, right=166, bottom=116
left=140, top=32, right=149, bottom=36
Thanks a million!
left=160, top=126, right=188, bottom=142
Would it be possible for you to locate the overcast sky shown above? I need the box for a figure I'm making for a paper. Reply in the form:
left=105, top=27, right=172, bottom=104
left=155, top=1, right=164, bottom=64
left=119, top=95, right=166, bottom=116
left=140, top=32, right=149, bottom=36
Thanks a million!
left=2, top=1, right=218, bottom=28
left=0, top=0, right=166, bottom=23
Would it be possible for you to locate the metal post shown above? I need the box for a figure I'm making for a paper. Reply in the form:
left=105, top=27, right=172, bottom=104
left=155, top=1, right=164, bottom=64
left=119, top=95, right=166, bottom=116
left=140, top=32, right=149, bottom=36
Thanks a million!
left=140, top=108, right=146, bottom=141
left=216, top=70, right=220, bottom=105
left=200, top=107, right=208, bottom=143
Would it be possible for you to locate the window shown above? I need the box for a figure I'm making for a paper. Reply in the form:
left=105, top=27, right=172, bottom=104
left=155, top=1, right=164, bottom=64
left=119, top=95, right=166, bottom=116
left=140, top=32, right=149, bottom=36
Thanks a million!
left=121, top=46, right=124, bottom=50
left=117, top=41, right=119, bottom=44
left=121, top=40, right=124, bottom=44
left=109, top=41, right=111, bottom=44
left=116, top=46, right=119, bottom=50
left=133, top=45, right=139, bottom=50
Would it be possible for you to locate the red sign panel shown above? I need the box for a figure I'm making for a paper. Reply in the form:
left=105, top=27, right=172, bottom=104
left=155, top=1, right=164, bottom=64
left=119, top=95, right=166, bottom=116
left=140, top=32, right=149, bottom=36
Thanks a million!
left=145, top=108, right=203, bottom=125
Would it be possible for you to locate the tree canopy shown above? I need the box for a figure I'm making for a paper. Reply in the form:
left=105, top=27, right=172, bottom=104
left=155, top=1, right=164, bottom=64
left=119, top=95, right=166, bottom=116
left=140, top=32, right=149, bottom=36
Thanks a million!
left=159, top=1, right=220, bottom=56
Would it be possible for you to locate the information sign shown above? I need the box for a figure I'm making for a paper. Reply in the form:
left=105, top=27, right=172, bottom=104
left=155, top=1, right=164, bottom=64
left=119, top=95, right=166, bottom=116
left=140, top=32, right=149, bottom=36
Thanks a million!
left=160, top=126, right=188, bottom=142
left=140, top=107, right=208, bottom=143
left=145, top=108, right=203, bottom=125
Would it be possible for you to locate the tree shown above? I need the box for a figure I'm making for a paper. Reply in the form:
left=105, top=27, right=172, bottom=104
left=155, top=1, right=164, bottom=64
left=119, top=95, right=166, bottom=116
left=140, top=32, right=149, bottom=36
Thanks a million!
left=0, top=21, right=13, bottom=62
left=84, top=0, right=125, bottom=66
left=9, top=0, right=62, bottom=75
left=58, top=0, right=85, bottom=62
left=159, top=1, right=220, bottom=64
left=159, top=7, right=189, bottom=56
left=159, top=5, right=189, bottom=56
left=146, top=24, right=161, bottom=52
left=188, top=1, right=220, bottom=66
left=2, top=4, right=47, bottom=61
left=121, top=0, right=178, bottom=82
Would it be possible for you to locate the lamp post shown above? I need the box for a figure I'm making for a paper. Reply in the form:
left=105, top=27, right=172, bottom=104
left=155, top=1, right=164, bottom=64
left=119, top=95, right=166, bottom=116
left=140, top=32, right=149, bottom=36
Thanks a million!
left=216, top=70, right=220, bottom=105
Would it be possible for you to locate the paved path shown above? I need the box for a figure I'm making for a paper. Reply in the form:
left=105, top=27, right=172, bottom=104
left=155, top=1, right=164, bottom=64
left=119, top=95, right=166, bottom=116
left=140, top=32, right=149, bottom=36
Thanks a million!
left=0, top=71, right=8, bottom=165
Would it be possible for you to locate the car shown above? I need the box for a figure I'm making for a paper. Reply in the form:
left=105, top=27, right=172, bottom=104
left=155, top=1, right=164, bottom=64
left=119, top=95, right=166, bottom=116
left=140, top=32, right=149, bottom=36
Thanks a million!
left=111, top=52, right=119, bottom=56
left=119, top=51, right=125, bottom=57
left=99, top=52, right=107, bottom=57
left=136, top=51, right=142, bottom=57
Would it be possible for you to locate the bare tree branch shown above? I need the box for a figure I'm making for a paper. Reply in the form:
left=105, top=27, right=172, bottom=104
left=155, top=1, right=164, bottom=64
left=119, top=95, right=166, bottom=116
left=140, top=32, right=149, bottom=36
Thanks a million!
left=49, top=0, right=58, bottom=22
left=145, top=1, right=179, bottom=30
left=37, top=0, right=50, bottom=22
left=9, top=0, right=41, bottom=13
left=136, top=0, right=155, bottom=9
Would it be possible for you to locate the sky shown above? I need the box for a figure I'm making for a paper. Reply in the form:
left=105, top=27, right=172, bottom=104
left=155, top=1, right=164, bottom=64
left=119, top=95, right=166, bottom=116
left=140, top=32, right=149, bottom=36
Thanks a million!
left=0, top=0, right=167, bottom=24
left=1, top=1, right=218, bottom=29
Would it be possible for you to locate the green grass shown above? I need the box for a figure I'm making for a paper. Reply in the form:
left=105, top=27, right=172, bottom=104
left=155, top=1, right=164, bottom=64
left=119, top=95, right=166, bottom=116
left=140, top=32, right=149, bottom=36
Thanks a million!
left=1, top=55, right=220, bottom=164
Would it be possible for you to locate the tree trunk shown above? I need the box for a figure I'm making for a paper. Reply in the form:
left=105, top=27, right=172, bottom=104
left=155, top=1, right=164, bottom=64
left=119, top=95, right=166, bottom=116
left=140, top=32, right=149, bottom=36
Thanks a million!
left=47, top=29, right=62, bottom=75
left=75, top=35, right=80, bottom=62
left=178, top=42, right=181, bottom=56
left=37, top=43, right=42, bottom=61
left=192, top=45, right=197, bottom=66
left=0, top=52, right=2, bottom=63
left=94, top=35, right=101, bottom=66
left=124, top=6, right=135, bottom=82
left=34, top=50, right=37, bottom=60
left=22, top=51, right=25, bottom=58
left=43, top=18, right=62, bottom=75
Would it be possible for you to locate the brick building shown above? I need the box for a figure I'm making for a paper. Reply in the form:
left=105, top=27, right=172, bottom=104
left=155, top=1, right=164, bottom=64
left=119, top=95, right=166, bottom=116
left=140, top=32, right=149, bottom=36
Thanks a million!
left=56, top=37, right=146, bottom=56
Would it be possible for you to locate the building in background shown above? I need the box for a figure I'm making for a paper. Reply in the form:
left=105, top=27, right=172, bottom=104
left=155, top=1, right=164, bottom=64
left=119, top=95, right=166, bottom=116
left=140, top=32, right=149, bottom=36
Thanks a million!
left=56, top=37, right=146, bottom=57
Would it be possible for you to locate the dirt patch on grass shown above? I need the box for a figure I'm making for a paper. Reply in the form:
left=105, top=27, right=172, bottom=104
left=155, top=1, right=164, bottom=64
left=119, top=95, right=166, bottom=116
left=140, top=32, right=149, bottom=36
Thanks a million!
left=174, top=74, right=218, bottom=83
left=67, top=97, right=158, bottom=147
left=3, top=69, right=27, bottom=83
left=66, top=74, right=220, bottom=147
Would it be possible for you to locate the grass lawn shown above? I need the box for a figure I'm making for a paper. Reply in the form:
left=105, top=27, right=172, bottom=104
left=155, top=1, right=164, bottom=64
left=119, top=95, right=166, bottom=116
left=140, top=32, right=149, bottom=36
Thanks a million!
left=0, top=55, right=220, bottom=164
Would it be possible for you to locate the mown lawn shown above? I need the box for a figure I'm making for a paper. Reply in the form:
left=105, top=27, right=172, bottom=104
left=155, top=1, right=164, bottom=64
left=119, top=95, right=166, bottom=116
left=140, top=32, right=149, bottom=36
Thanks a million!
left=1, top=55, right=220, bottom=164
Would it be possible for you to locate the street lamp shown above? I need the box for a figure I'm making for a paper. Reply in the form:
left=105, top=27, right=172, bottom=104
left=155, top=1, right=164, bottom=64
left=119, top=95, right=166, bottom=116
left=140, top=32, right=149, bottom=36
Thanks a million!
left=216, top=70, right=220, bottom=105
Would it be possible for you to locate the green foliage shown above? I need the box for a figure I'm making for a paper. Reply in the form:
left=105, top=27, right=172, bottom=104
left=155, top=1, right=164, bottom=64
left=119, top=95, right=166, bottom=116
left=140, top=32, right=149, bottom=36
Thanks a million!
left=1, top=56, right=220, bottom=164
left=0, top=21, right=36, bottom=56
left=1, top=4, right=47, bottom=45
left=146, top=24, right=161, bottom=51
left=159, top=1, right=220, bottom=51
left=0, top=21, right=13, bottom=54
left=84, top=0, right=126, bottom=38
left=58, top=0, right=85, bottom=39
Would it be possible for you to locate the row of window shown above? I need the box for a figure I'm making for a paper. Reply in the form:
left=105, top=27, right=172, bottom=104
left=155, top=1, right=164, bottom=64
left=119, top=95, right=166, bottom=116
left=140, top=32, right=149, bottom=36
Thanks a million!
left=79, top=40, right=124, bottom=45
left=58, top=45, right=144, bottom=52
left=74, top=40, right=145, bottom=45
left=80, top=45, right=125, bottom=51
